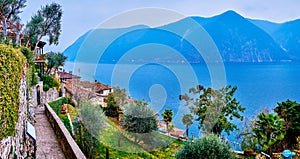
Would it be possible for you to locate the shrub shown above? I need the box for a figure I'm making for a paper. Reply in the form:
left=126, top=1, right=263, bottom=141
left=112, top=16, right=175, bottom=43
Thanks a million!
left=59, top=114, right=72, bottom=134
left=252, top=113, right=285, bottom=155
left=274, top=100, right=300, bottom=148
left=41, top=74, right=59, bottom=91
left=48, top=97, right=71, bottom=114
left=0, top=44, right=25, bottom=139
left=176, top=134, right=235, bottom=159
left=20, top=47, right=34, bottom=65
left=49, top=97, right=77, bottom=135
left=30, top=70, right=38, bottom=86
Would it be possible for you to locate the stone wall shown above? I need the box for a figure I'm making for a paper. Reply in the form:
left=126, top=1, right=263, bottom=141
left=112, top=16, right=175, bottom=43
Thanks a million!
left=0, top=67, right=35, bottom=159
left=42, top=87, right=59, bottom=104
left=44, top=103, right=86, bottom=159
left=30, top=82, right=59, bottom=109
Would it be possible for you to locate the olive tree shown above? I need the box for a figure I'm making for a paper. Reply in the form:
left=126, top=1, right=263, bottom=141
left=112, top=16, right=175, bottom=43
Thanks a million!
left=0, top=0, right=26, bottom=41
left=120, top=101, right=158, bottom=143
left=176, top=134, right=234, bottom=159
left=180, top=85, right=245, bottom=135
left=46, top=51, right=66, bottom=73
left=25, top=2, right=62, bottom=51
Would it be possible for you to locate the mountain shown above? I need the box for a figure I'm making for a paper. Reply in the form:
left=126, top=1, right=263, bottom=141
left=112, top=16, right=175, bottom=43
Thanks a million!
left=63, top=10, right=296, bottom=63
left=271, top=20, right=300, bottom=60
left=189, top=10, right=290, bottom=62
left=249, top=19, right=281, bottom=35
left=250, top=19, right=300, bottom=60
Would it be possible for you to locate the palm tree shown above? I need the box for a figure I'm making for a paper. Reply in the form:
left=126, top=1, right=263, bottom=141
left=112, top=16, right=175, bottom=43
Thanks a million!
left=162, top=109, right=174, bottom=134
left=182, top=113, right=194, bottom=137
left=252, top=113, right=286, bottom=155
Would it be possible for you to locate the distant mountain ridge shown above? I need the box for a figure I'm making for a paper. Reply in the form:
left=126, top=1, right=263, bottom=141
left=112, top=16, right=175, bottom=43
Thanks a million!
left=63, top=10, right=300, bottom=63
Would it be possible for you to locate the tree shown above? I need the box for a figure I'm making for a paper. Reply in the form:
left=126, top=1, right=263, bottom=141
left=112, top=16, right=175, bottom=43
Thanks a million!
left=180, top=85, right=245, bottom=135
left=75, top=100, right=105, bottom=157
left=274, top=100, right=300, bottom=148
left=46, top=51, right=66, bottom=73
left=24, top=14, right=43, bottom=49
left=167, top=123, right=175, bottom=134
left=41, top=74, right=59, bottom=91
left=162, top=109, right=174, bottom=134
left=120, top=101, right=158, bottom=143
left=252, top=113, right=286, bottom=155
left=103, top=93, right=119, bottom=118
left=112, top=86, right=127, bottom=108
left=78, top=100, right=105, bottom=137
left=182, top=113, right=194, bottom=137
left=0, top=0, right=26, bottom=41
left=25, top=2, right=62, bottom=51
left=176, top=134, right=234, bottom=159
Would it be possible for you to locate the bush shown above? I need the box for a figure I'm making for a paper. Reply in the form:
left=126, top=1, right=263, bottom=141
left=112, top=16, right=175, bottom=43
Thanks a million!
left=0, top=44, right=25, bottom=139
left=67, top=97, right=76, bottom=107
left=59, top=114, right=72, bottom=134
left=49, top=97, right=76, bottom=135
left=41, top=74, right=59, bottom=91
left=176, top=134, right=235, bottom=159
left=20, top=47, right=34, bottom=65
left=48, top=97, right=71, bottom=114
left=30, top=70, right=38, bottom=86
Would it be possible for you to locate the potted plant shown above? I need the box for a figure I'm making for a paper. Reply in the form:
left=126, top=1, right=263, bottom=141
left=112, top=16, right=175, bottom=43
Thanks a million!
left=61, top=104, right=68, bottom=114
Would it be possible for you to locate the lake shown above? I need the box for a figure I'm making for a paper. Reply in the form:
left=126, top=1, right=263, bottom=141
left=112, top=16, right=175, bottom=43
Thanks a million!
left=65, top=61, right=300, bottom=144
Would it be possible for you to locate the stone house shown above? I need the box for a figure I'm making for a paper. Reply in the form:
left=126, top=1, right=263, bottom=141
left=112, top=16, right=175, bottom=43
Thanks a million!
left=58, top=71, right=113, bottom=106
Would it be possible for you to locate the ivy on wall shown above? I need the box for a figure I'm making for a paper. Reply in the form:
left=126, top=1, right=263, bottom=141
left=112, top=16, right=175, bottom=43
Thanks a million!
left=20, top=47, right=38, bottom=87
left=0, top=44, right=25, bottom=140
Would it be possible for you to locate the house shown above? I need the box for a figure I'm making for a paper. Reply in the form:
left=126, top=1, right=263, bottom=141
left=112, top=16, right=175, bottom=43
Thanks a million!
left=93, top=81, right=113, bottom=96
left=57, top=71, right=81, bottom=99
left=57, top=71, right=80, bottom=83
left=60, top=72, right=113, bottom=107
left=79, top=80, right=113, bottom=106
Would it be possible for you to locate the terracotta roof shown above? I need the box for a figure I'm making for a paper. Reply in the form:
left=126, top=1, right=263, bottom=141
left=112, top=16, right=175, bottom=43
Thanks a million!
left=64, top=80, right=74, bottom=94
left=158, top=121, right=185, bottom=137
left=93, top=82, right=112, bottom=92
left=58, top=72, right=80, bottom=79
left=79, top=81, right=112, bottom=91
left=64, top=79, right=113, bottom=99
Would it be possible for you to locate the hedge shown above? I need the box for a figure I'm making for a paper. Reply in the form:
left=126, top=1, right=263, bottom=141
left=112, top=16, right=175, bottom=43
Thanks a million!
left=0, top=44, right=25, bottom=139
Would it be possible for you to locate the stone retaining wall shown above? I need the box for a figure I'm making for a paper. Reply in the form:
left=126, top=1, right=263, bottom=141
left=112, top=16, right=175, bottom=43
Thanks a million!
left=0, top=67, right=35, bottom=159
left=44, top=103, right=86, bottom=159
left=42, top=87, right=59, bottom=104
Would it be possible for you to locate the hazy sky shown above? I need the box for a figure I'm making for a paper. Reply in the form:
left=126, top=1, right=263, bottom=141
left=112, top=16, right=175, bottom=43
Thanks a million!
left=20, top=0, right=300, bottom=52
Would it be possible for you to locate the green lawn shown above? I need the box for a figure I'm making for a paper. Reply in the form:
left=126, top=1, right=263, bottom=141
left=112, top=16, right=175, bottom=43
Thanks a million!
left=48, top=98, right=185, bottom=158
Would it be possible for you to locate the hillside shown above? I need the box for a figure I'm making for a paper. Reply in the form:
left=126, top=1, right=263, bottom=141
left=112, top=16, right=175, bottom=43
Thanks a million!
left=250, top=19, right=300, bottom=60
left=63, top=10, right=298, bottom=63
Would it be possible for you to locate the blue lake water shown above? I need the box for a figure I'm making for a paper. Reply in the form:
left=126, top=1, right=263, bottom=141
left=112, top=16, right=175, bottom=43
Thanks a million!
left=66, top=62, right=300, bottom=144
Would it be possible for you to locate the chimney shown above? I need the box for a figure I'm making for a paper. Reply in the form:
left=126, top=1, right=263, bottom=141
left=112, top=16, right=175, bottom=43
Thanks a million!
left=69, top=71, right=72, bottom=74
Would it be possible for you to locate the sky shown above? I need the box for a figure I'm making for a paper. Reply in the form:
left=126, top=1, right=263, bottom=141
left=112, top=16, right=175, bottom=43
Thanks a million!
left=20, top=0, right=300, bottom=52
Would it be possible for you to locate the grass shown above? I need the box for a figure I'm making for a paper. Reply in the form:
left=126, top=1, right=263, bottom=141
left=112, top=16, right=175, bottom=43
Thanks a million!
left=48, top=98, right=185, bottom=158
left=97, top=118, right=185, bottom=158
left=67, top=104, right=77, bottom=121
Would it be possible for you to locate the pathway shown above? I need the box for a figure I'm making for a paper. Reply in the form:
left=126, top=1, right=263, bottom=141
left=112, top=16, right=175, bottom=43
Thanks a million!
left=35, top=106, right=66, bottom=159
